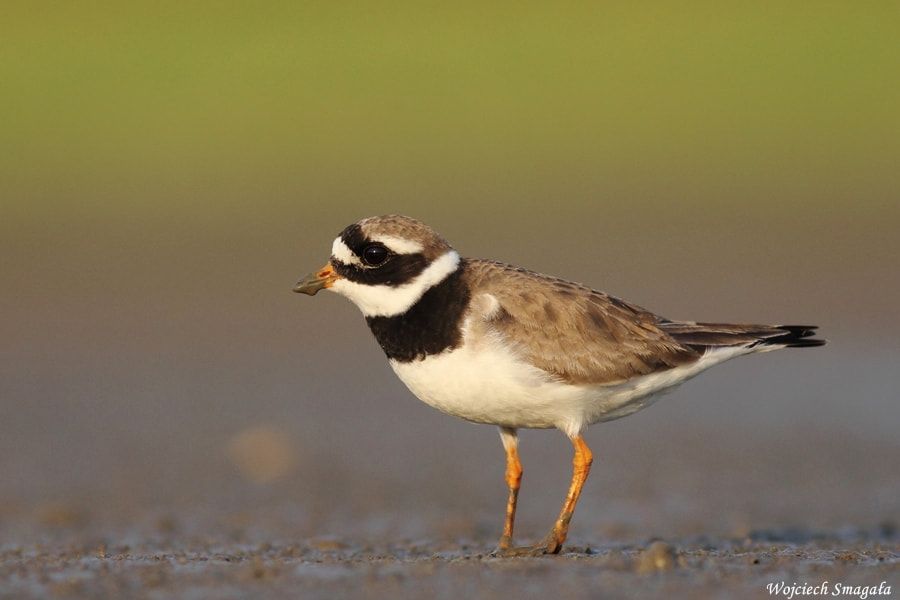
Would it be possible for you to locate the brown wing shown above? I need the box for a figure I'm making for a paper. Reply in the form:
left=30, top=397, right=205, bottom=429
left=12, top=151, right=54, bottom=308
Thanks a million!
left=461, top=259, right=701, bottom=386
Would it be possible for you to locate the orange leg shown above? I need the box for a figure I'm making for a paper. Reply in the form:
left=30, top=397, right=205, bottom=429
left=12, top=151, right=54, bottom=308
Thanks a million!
left=498, top=427, right=522, bottom=550
left=540, top=435, right=593, bottom=554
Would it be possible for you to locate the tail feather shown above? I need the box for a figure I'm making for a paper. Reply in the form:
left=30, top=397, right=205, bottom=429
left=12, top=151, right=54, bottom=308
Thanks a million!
left=659, top=322, right=826, bottom=353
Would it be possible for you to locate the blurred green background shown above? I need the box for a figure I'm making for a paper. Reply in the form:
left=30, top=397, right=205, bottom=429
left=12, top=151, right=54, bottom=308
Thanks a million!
left=3, top=2, right=897, bottom=226
left=1, top=2, right=898, bottom=536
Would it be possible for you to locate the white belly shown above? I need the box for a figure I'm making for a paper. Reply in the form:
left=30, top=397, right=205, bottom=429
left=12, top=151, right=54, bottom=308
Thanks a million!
left=389, top=339, right=751, bottom=438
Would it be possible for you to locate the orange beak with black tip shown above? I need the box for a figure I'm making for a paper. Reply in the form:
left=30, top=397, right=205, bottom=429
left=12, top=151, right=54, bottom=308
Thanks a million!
left=293, top=263, right=341, bottom=296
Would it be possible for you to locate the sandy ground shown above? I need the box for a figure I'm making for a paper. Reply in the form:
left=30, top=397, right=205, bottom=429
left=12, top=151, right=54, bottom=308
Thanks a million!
left=0, top=529, right=896, bottom=600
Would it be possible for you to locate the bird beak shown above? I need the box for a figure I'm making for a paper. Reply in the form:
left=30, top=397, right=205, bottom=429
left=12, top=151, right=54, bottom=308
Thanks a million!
left=293, top=263, right=341, bottom=296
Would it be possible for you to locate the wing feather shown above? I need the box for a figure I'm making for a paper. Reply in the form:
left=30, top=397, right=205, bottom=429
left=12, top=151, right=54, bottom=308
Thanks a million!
left=461, top=260, right=700, bottom=385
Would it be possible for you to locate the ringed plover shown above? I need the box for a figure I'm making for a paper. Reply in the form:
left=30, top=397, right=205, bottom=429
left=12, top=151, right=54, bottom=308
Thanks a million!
left=293, top=215, right=825, bottom=555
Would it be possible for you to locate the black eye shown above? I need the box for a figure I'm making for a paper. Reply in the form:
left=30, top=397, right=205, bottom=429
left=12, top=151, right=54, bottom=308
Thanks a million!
left=361, top=244, right=389, bottom=266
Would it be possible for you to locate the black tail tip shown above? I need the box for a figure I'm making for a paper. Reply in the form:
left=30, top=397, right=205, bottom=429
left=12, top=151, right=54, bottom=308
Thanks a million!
left=774, top=325, right=827, bottom=348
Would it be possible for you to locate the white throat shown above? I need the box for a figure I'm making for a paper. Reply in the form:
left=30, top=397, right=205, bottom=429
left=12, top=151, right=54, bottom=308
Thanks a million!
left=330, top=250, right=461, bottom=317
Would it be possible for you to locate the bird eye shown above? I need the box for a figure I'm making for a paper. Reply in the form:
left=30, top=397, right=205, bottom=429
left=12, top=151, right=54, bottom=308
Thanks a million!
left=362, top=244, right=389, bottom=266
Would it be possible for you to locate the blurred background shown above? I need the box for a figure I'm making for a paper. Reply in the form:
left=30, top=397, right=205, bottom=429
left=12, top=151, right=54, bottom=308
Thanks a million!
left=1, top=3, right=897, bottom=546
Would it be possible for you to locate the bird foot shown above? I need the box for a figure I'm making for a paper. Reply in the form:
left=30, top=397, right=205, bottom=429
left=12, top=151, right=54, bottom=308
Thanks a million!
left=492, top=534, right=564, bottom=557
left=492, top=544, right=552, bottom=558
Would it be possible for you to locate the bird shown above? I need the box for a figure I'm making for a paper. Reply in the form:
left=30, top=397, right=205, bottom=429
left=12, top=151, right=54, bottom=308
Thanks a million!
left=293, top=215, right=825, bottom=556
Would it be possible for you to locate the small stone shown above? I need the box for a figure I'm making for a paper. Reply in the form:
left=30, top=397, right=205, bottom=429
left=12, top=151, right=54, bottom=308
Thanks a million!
left=635, top=541, right=678, bottom=573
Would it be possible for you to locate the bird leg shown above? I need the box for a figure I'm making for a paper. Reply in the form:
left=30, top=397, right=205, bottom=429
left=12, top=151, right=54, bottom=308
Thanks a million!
left=494, top=432, right=593, bottom=557
left=539, top=435, right=593, bottom=554
left=498, top=427, right=522, bottom=550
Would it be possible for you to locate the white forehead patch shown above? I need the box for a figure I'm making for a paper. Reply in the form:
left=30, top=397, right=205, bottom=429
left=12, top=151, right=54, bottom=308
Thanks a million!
left=331, top=237, right=360, bottom=266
